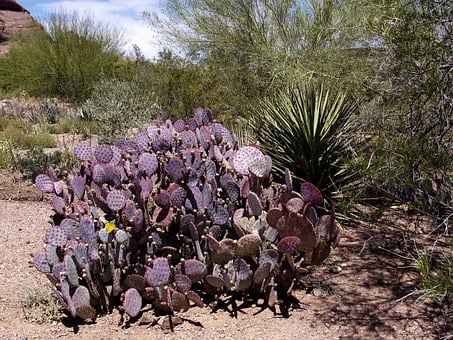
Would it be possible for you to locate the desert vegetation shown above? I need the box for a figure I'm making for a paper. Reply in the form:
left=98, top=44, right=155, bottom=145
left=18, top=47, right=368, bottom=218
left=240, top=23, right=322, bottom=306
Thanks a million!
left=0, top=0, right=450, bottom=336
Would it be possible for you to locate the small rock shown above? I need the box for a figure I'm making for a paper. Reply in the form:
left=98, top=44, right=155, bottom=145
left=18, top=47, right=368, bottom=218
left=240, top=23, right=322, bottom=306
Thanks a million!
left=138, top=312, right=157, bottom=326
left=158, top=315, right=183, bottom=330
left=312, top=288, right=323, bottom=297
left=330, top=265, right=342, bottom=274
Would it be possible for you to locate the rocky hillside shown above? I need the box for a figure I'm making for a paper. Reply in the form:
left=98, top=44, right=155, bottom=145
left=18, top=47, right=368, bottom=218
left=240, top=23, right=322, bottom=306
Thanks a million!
left=0, top=0, right=35, bottom=55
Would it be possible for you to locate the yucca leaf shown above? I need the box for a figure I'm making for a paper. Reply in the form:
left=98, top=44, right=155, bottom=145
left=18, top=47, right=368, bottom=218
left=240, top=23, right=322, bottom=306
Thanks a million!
left=251, top=82, right=358, bottom=195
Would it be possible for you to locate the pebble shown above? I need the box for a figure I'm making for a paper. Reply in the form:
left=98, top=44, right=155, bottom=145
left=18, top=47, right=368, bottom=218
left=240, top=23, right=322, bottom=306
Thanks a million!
left=330, top=265, right=342, bottom=274
left=312, top=288, right=323, bottom=297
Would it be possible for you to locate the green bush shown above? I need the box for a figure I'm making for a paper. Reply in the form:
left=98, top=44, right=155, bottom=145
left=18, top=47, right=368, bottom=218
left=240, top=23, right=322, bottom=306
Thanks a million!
left=0, top=10, right=124, bottom=102
left=251, top=82, right=359, bottom=196
left=85, top=78, right=162, bottom=143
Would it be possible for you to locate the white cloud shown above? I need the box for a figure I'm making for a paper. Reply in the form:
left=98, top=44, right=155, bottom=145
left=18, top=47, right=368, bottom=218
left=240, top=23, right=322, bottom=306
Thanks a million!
left=35, top=1, right=169, bottom=59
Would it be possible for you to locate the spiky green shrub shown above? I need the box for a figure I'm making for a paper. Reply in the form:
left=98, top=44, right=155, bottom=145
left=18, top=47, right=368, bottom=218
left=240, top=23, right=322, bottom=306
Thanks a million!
left=84, top=78, right=162, bottom=143
left=251, top=83, right=358, bottom=195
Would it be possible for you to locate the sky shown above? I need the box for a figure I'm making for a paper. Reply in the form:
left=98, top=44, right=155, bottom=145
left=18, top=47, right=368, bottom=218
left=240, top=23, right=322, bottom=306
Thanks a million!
left=18, top=0, right=170, bottom=59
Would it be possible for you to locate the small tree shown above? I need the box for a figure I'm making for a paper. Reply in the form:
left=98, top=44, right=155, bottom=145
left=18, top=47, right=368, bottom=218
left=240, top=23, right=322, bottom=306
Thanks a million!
left=0, top=10, right=124, bottom=102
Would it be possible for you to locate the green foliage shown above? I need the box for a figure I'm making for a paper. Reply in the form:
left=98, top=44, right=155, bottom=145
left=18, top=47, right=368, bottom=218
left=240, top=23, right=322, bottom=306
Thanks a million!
left=351, top=0, right=453, bottom=216
left=146, top=0, right=375, bottom=117
left=414, top=250, right=452, bottom=302
left=15, top=149, right=78, bottom=179
left=22, top=286, right=64, bottom=323
left=0, top=117, right=77, bottom=178
left=84, top=78, right=162, bottom=143
left=0, top=10, right=124, bottom=102
left=251, top=82, right=358, bottom=195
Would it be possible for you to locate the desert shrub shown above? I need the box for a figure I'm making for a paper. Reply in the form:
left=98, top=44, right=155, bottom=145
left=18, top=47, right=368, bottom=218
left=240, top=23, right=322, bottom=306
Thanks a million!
left=22, top=286, right=64, bottom=323
left=30, top=108, right=341, bottom=323
left=0, top=10, right=123, bottom=102
left=84, top=78, right=162, bottom=143
left=26, top=99, right=63, bottom=124
left=15, top=150, right=78, bottom=179
left=251, top=82, right=359, bottom=196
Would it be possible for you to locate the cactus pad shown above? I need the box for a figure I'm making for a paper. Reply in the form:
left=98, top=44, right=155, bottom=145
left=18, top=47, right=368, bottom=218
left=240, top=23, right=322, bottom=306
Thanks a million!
left=32, top=251, right=50, bottom=273
left=301, top=182, right=324, bottom=207
left=277, top=236, right=301, bottom=254
left=51, top=194, right=65, bottom=215
left=174, top=274, right=192, bottom=293
left=175, top=259, right=207, bottom=284
left=166, top=157, right=185, bottom=182
left=94, top=144, right=113, bottom=163
left=35, top=174, right=54, bottom=193
left=123, top=288, right=142, bottom=318
left=79, top=216, right=96, bottom=244
left=232, top=146, right=264, bottom=176
left=74, top=141, right=92, bottom=161
left=236, top=234, right=261, bottom=258
left=146, top=257, right=171, bottom=287
left=124, top=274, right=146, bottom=293
left=64, top=255, right=79, bottom=285
left=45, top=226, right=67, bottom=247
left=138, top=152, right=158, bottom=176
left=72, top=286, right=90, bottom=308
left=76, top=304, right=97, bottom=320
left=154, top=190, right=171, bottom=209
left=106, top=190, right=126, bottom=211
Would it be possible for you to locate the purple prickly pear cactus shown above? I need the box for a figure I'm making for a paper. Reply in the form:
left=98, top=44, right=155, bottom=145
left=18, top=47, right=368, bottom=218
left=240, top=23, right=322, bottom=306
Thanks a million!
left=30, top=107, right=339, bottom=324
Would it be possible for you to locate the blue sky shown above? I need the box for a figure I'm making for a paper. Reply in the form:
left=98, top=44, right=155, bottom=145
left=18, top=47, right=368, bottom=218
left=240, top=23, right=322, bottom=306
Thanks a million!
left=17, top=0, right=168, bottom=59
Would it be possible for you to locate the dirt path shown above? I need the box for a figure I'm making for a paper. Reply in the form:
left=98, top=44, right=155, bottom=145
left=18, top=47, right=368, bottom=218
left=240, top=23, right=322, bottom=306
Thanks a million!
left=0, top=184, right=451, bottom=339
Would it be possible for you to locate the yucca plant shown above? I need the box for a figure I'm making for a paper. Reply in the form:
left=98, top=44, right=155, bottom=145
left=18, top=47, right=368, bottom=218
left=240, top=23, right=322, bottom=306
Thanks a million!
left=251, top=82, right=358, bottom=196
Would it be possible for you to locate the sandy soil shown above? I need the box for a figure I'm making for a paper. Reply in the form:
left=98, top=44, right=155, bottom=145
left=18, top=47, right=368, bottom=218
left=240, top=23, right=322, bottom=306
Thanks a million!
left=0, top=172, right=451, bottom=339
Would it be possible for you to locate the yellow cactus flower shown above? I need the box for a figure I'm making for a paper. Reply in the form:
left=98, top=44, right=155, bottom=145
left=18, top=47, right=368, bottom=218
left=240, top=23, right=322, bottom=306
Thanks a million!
left=105, top=221, right=116, bottom=233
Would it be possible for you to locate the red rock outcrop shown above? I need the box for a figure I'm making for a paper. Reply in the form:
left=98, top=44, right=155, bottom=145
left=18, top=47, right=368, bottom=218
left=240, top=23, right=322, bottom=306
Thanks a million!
left=0, top=0, right=36, bottom=54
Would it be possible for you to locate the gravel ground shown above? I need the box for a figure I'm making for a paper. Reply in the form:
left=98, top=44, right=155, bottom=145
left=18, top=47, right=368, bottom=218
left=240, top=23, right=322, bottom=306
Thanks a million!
left=0, top=192, right=450, bottom=339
